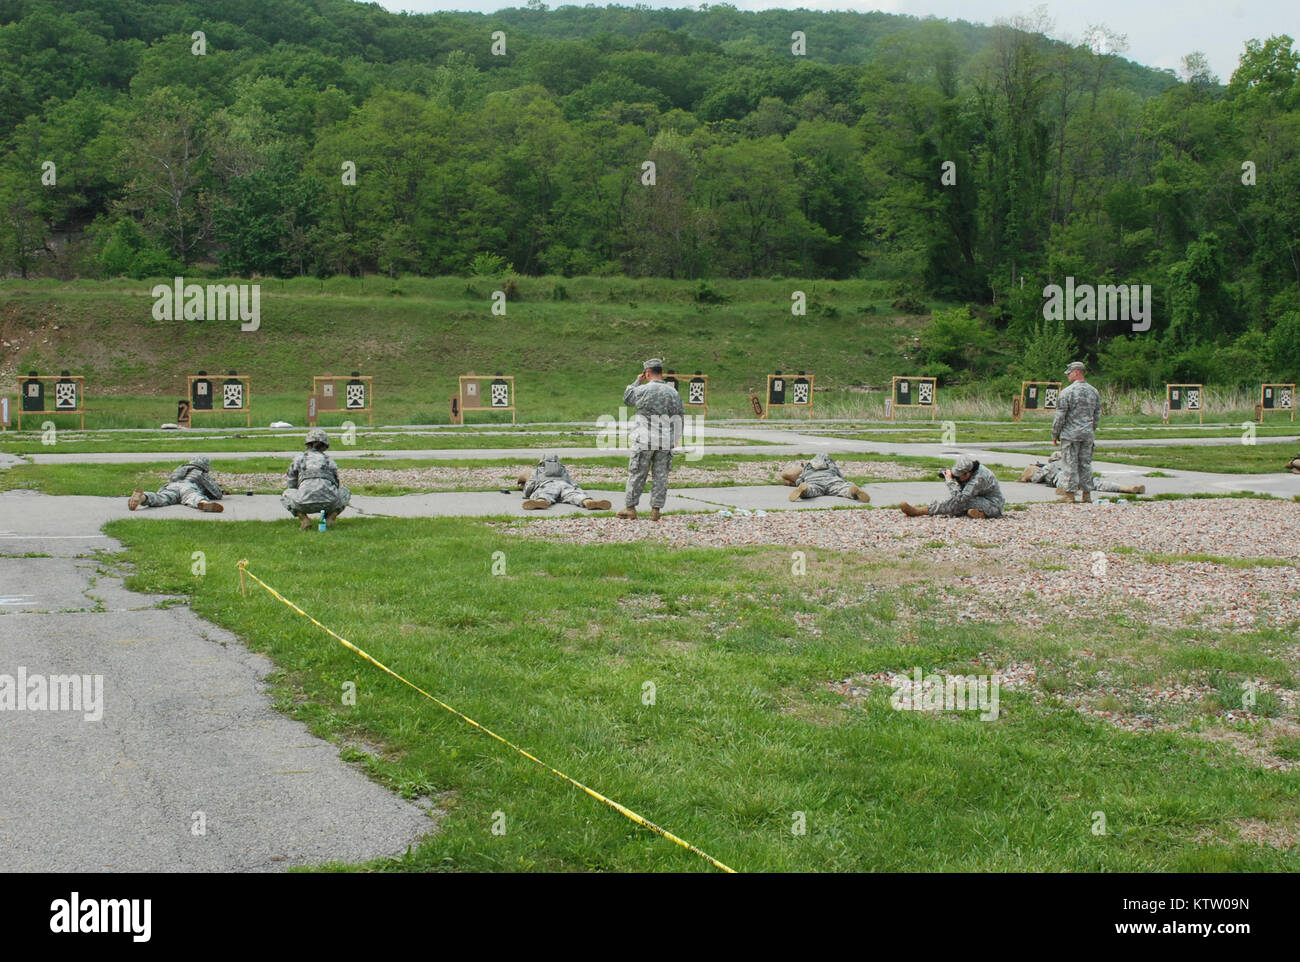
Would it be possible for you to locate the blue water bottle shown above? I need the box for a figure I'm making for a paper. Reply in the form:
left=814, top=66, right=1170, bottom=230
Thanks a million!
left=318, top=511, right=327, bottom=532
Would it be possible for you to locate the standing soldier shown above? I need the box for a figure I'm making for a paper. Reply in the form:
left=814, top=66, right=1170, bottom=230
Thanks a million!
left=282, top=428, right=351, bottom=529
left=1051, top=361, right=1101, bottom=503
left=128, top=457, right=224, bottom=513
left=618, top=358, right=685, bottom=521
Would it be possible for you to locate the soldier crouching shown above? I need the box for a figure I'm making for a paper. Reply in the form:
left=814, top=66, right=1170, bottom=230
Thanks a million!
left=282, top=428, right=350, bottom=529
left=900, top=454, right=1004, bottom=519
left=519, top=454, right=611, bottom=510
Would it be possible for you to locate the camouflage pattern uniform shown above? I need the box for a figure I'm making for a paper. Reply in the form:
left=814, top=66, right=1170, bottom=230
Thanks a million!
left=623, top=376, right=685, bottom=510
left=524, top=454, right=595, bottom=507
left=1029, top=451, right=1125, bottom=492
left=792, top=453, right=858, bottom=499
left=1051, top=376, right=1101, bottom=493
left=282, top=430, right=350, bottom=517
left=142, top=457, right=223, bottom=508
left=929, top=455, right=1004, bottom=518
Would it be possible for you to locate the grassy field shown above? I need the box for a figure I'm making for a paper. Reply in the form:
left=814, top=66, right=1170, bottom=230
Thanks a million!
left=101, top=514, right=1299, bottom=872
left=0, top=276, right=933, bottom=425
left=1009, top=444, right=1299, bottom=475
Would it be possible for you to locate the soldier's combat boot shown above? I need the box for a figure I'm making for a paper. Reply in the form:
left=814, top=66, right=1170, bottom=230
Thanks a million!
left=299, top=513, right=313, bottom=530
left=198, top=501, right=223, bottom=513
left=325, top=512, right=340, bottom=526
left=849, top=485, right=870, bottom=503
left=967, top=508, right=986, bottom=519
left=582, top=499, right=612, bottom=510
left=1018, top=465, right=1037, bottom=483
left=522, top=499, right=550, bottom=510
left=617, top=507, right=637, bottom=520
left=651, top=507, right=661, bottom=521
left=1081, top=491, right=1091, bottom=503
left=1120, top=485, right=1145, bottom=495
left=899, top=502, right=927, bottom=517
left=1055, top=487, right=1076, bottom=503
left=789, top=482, right=808, bottom=502
left=128, top=489, right=146, bottom=511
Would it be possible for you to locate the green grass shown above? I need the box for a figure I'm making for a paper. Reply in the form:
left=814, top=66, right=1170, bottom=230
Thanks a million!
left=1005, top=444, right=1298, bottom=474
left=103, top=517, right=1300, bottom=872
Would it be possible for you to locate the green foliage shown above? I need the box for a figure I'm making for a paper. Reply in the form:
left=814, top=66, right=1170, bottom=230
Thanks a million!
left=1268, top=312, right=1300, bottom=376
left=918, top=307, right=995, bottom=374
left=1017, top=317, right=1078, bottom=380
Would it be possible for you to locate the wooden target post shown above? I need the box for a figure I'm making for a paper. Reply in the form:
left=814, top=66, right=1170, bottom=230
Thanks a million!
left=459, top=373, right=515, bottom=424
left=761, top=371, right=814, bottom=419
left=665, top=370, right=709, bottom=416
left=890, top=376, right=937, bottom=421
left=16, top=372, right=85, bottom=430
left=1015, top=381, right=1061, bottom=422
left=1163, top=383, right=1203, bottom=424
left=309, top=373, right=374, bottom=426
left=1258, top=383, right=1295, bottom=422
left=186, top=371, right=251, bottom=427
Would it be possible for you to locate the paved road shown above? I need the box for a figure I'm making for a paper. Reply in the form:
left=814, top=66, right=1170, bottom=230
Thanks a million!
left=0, top=496, right=433, bottom=872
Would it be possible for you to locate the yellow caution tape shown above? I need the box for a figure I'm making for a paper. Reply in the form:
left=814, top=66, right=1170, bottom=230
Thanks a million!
left=235, top=559, right=736, bottom=873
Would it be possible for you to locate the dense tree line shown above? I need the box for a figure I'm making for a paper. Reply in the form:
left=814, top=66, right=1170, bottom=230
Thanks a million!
left=1, top=1, right=1297, bottom=383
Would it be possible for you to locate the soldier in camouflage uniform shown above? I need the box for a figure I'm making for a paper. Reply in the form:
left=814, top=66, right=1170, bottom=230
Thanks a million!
left=618, top=358, right=685, bottom=521
left=1017, top=451, right=1144, bottom=494
left=1051, top=360, right=1102, bottom=502
left=520, top=454, right=612, bottom=510
left=900, top=454, right=1004, bottom=519
left=1285, top=454, right=1300, bottom=475
left=282, top=428, right=351, bottom=529
left=128, top=457, right=224, bottom=513
left=780, top=453, right=870, bottom=503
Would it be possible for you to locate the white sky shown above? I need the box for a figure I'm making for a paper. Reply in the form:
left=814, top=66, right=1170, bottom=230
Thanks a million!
left=376, top=1, right=1300, bottom=83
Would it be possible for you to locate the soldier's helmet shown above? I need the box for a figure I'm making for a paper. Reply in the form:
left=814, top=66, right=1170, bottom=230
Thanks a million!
left=305, top=428, right=330, bottom=449
left=190, top=456, right=211, bottom=471
left=952, top=454, right=977, bottom=476
left=809, top=452, right=833, bottom=470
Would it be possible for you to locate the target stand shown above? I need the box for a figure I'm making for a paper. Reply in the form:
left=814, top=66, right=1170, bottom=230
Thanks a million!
left=665, top=370, right=710, bottom=416
left=1014, top=381, right=1061, bottom=422
left=1258, top=383, right=1295, bottom=423
left=459, top=373, right=515, bottom=424
left=760, top=372, right=814, bottom=419
left=1163, top=383, right=1203, bottom=424
left=15, top=372, right=85, bottom=430
left=186, top=371, right=251, bottom=427
left=309, top=373, right=373, bottom=426
left=890, top=376, right=937, bottom=421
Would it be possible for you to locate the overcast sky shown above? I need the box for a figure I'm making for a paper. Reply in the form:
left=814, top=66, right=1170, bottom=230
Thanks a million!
left=376, top=1, right=1300, bottom=83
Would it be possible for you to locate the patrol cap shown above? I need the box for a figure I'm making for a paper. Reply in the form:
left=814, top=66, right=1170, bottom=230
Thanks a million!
left=951, top=454, right=977, bottom=475
left=643, top=358, right=664, bottom=370
left=1064, top=361, right=1086, bottom=375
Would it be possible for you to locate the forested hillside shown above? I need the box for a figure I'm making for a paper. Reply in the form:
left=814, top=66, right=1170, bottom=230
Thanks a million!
left=1, top=1, right=1298, bottom=387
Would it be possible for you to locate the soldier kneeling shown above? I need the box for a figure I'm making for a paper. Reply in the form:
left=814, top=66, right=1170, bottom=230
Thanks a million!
left=282, top=428, right=350, bottom=529
left=129, top=457, right=224, bottom=513
left=1017, top=450, right=1145, bottom=494
left=900, top=455, right=1003, bottom=519
left=779, top=454, right=870, bottom=503
left=519, top=454, right=611, bottom=511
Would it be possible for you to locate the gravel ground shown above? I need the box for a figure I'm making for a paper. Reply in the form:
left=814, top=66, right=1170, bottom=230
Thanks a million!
left=201, top=458, right=931, bottom=491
